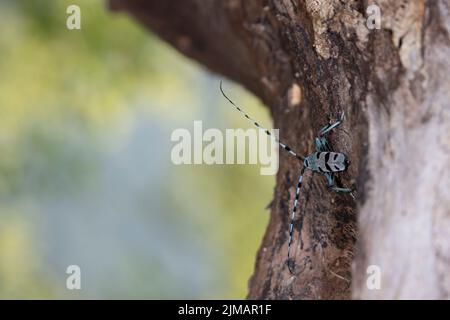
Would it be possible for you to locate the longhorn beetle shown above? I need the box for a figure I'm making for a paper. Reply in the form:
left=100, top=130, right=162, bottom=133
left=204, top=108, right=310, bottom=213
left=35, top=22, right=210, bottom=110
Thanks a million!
left=219, top=81, right=355, bottom=275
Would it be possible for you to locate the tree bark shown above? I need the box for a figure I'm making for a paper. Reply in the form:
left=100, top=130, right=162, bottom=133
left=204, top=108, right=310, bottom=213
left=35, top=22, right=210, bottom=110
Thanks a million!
left=110, top=0, right=450, bottom=299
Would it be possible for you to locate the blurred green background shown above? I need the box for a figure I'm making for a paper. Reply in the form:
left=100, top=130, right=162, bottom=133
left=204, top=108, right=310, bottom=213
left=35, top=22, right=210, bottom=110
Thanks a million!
left=0, top=0, right=274, bottom=299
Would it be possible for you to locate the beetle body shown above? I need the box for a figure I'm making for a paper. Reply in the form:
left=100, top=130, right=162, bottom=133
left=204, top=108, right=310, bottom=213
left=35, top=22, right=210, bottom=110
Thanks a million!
left=304, top=151, right=348, bottom=173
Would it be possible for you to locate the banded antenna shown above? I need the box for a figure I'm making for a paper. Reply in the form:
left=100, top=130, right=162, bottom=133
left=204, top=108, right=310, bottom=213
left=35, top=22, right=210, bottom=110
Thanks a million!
left=287, top=166, right=306, bottom=274
left=219, top=81, right=305, bottom=162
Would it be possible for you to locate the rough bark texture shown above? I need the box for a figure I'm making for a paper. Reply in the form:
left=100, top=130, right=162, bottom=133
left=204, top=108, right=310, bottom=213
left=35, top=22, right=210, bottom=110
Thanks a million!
left=110, top=0, right=450, bottom=299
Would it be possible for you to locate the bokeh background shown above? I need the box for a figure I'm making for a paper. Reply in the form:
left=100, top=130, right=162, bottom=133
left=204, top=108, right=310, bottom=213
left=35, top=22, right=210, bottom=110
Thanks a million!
left=0, top=0, right=275, bottom=298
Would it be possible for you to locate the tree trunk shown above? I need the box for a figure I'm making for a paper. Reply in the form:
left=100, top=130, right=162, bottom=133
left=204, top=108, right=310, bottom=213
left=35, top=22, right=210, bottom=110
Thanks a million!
left=110, top=0, right=450, bottom=299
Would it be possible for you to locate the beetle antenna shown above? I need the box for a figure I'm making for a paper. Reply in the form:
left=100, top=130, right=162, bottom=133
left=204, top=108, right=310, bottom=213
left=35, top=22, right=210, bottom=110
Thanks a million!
left=220, top=81, right=305, bottom=161
left=287, top=165, right=306, bottom=274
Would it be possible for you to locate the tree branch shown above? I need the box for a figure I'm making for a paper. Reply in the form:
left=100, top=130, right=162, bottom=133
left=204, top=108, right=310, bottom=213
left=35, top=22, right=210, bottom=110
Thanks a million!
left=110, top=0, right=450, bottom=299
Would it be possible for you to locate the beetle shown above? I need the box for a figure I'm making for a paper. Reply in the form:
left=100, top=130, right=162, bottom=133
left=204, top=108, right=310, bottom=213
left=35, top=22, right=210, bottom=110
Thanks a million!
left=220, top=81, right=354, bottom=274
